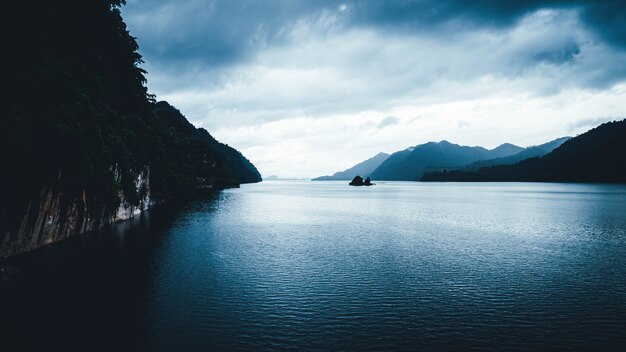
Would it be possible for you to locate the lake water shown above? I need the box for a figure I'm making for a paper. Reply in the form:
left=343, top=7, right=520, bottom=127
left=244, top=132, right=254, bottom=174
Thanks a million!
left=2, top=181, right=626, bottom=351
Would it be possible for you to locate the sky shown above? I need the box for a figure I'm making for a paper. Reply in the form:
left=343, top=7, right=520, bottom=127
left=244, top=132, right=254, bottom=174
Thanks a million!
left=122, top=0, right=626, bottom=178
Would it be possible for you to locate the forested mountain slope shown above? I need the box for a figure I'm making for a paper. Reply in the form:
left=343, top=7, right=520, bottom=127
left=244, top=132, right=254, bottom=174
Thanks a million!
left=422, top=120, right=626, bottom=182
left=370, top=141, right=523, bottom=181
left=1, top=1, right=260, bottom=257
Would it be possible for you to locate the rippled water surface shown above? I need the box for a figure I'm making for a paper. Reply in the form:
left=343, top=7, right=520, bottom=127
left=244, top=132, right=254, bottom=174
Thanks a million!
left=3, top=181, right=626, bottom=351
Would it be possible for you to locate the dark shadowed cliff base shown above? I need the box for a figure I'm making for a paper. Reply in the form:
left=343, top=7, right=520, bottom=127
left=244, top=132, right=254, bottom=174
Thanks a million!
left=0, top=1, right=260, bottom=257
left=422, top=120, right=626, bottom=183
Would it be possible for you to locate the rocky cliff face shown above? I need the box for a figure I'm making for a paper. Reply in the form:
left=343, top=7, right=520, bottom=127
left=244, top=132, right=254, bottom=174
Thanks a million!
left=112, top=165, right=154, bottom=221
left=0, top=166, right=154, bottom=258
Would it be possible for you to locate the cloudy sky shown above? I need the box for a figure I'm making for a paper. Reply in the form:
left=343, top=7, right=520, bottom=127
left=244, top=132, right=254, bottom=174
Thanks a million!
left=122, top=0, right=626, bottom=178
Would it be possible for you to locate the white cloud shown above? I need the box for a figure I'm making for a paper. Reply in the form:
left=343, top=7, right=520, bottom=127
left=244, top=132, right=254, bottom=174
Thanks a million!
left=124, top=6, right=626, bottom=178
left=213, top=84, right=626, bottom=177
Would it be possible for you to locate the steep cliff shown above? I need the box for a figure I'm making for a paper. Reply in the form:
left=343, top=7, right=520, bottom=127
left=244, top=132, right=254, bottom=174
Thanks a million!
left=0, top=166, right=154, bottom=257
left=1, top=1, right=261, bottom=257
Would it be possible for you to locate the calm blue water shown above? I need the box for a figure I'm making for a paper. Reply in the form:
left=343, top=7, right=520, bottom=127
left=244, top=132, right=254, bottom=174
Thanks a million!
left=2, top=181, right=626, bottom=351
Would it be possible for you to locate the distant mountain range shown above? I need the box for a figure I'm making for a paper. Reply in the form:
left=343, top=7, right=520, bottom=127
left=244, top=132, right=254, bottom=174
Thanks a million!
left=422, top=120, right=626, bottom=182
left=314, top=135, right=573, bottom=182
left=313, top=152, right=390, bottom=180
left=314, top=120, right=623, bottom=184
left=369, top=141, right=525, bottom=181
left=464, top=137, right=570, bottom=170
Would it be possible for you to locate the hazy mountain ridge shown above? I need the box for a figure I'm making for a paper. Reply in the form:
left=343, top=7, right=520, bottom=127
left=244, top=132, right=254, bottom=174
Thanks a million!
left=464, top=137, right=570, bottom=170
left=422, top=120, right=626, bottom=182
left=488, top=143, right=526, bottom=158
left=370, top=141, right=524, bottom=181
left=318, top=136, right=572, bottom=183
left=313, top=152, right=390, bottom=180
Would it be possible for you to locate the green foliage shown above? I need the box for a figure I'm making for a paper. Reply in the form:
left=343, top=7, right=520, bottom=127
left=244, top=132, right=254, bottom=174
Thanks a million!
left=0, top=1, right=261, bottom=231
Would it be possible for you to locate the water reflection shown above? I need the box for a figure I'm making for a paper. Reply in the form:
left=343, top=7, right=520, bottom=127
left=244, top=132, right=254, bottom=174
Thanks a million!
left=1, top=182, right=626, bottom=351
left=0, top=198, right=206, bottom=352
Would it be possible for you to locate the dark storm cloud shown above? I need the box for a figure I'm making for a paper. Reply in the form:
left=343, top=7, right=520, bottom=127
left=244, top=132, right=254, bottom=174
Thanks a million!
left=124, top=0, right=626, bottom=67
left=532, top=41, right=580, bottom=65
left=347, top=0, right=550, bottom=29
left=123, top=0, right=336, bottom=66
left=579, top=1, right=626, bottom=49
left=346, top=0, right=626, bottom=49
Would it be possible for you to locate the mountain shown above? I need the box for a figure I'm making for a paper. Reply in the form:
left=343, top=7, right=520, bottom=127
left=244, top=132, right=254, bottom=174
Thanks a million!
left=0, top=1, right=260, bottom=257
left=151, top=102, right=261, bottom=188
left=421, top=120, right=626, bottom=182
left=369, top=141, right=523, bottom=181
left=313, top=152, right=390, bottom=180
left=489, top=143, right=526, bottom=158
left=465, top=137, right=570, bottom=169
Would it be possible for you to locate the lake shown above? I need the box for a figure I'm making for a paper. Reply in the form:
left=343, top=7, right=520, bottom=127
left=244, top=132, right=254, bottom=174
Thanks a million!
left=2, top=181, right=626, bottom=351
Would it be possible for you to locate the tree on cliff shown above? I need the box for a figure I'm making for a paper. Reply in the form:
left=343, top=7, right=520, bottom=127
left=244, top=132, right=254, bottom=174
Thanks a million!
left=1, top=0, right=261, bottom=256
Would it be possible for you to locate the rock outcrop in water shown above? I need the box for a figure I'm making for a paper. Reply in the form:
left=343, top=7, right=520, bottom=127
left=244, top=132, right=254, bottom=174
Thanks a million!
left=349, top=176, right=374, bottom=186
left=0, top=1, right=261, bottom=257
left=313, top=152, right=389, bottom=181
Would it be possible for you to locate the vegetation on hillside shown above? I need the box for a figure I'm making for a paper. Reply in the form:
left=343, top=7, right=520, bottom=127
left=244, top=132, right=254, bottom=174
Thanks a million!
left=422, top=120, right=626, bottom=182
left=1, top=1, right=260, bottom=233
left=370, top=141, right=523, bottom=181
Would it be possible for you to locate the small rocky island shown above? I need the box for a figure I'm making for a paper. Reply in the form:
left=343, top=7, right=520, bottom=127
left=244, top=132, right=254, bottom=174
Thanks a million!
left=349, top=176, right=374, bottom=186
